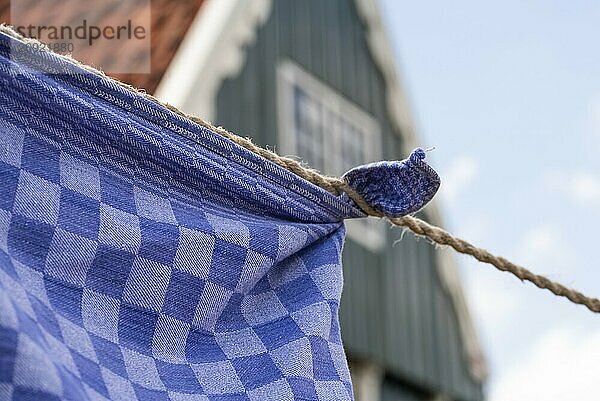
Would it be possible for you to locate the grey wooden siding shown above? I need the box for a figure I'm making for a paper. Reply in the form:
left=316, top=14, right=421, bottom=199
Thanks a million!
left=381, top=375, right=430, bottom=401
left=214, top=1, right=483, bottom=400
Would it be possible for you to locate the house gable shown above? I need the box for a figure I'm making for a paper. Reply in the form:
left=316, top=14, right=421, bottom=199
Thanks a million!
left=182, top=1, right=485, bottom=400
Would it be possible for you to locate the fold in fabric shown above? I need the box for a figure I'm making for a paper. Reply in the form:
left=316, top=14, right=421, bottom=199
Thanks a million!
left=342, top=148, right=440, bottom=218
left=0, top=31, right=438, bottom=401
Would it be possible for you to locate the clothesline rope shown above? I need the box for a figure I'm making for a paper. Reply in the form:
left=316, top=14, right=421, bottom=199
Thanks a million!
left=175, top=110, right=600, bottom=314
left=2, top=24, right=598, bottom=314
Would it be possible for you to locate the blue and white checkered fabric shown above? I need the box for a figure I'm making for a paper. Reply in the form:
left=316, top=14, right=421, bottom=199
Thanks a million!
left=0, top=30, right=439, bottom=401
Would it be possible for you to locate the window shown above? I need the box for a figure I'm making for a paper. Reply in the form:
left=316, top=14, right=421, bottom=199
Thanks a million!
left=277, top=60, right=385, bottom=250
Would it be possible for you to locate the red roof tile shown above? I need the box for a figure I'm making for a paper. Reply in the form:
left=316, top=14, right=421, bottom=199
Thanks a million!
left=0, top=0, right=204, bottom=93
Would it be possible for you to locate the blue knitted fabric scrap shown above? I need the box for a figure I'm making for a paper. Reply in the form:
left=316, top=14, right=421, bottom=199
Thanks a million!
left=0, top=31, right=439, bottom=401
left=343, top=148, right=440, bottom=217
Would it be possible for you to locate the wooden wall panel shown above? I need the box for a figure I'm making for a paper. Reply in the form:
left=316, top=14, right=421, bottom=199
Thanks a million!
left=214, top=1, right=483, bottom=400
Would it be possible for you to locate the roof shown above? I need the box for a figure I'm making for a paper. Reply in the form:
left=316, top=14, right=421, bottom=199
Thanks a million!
left=0, top=0, right=204, bottom=93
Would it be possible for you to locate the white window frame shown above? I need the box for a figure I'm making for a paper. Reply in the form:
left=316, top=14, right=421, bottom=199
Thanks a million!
left=276, top=59, right=385, bottom=251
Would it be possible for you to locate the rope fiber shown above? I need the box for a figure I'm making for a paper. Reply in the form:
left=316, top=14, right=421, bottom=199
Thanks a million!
left=2, top=24, right=598, bottom=314
left=170, top=107, right=600, bottom=314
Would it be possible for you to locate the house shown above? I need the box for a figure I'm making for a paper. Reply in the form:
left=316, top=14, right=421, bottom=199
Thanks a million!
left=0, top=0, right=486, bottom=400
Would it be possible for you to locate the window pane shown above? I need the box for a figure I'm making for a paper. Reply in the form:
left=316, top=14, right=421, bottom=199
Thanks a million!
left=279, top=61, right=384, bottom=250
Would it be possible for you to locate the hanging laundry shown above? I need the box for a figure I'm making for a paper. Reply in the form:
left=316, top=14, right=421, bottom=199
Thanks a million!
left=0, top=30, right=439, bottom=401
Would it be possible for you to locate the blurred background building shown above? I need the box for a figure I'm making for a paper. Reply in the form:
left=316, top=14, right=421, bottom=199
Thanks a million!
left=1, top=0, right=487, bottom=400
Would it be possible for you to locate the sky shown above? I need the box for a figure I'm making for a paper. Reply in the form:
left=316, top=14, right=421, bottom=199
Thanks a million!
left=379, top=1, right=600, bottom=399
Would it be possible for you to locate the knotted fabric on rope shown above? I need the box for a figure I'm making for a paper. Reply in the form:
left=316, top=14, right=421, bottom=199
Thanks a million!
left=0, top=30, right=440, bottom=401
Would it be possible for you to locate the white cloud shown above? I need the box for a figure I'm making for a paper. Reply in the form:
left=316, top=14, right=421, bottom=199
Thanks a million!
left=441, top=156, right=478, bottom=204
left=569, top=172, right=600, bottom=204
left=518, top=224, right=561, bottom=260
left=590, top=97, right=600, bottom=138
left=490, top=327, right=600, bottom=401
left=515, top=223, right=575, bottom=276
left=544, top=171, right=600, bottom=207
left=458, top=214, right=492, bottom=244
left=463, top=265, right=520, bottom=336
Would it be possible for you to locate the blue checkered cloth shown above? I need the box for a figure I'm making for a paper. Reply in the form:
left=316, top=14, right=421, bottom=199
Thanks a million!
left=0, top=30, right=439, bottom=401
